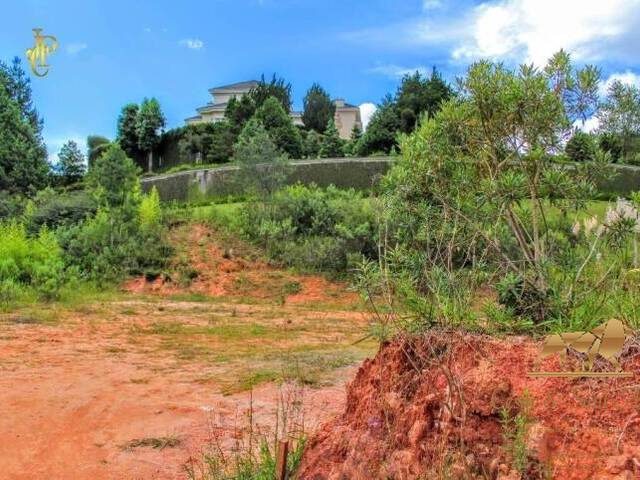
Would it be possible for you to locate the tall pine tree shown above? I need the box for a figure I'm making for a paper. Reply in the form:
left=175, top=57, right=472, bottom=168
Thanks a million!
left=0, top=58, right=48, bottom=194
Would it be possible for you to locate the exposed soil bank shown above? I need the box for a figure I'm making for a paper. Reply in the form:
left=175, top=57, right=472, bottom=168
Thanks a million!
left=299, top=332, right=640, bottom=479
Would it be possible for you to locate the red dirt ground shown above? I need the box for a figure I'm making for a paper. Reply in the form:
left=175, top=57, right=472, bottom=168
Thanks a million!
left=0, top=224, right=367, bottom=480
left=0, top=318, right=355, bottom=480
left=123, top=224, right=358, bottom=307
left=298, top=332, right=640, bottom=480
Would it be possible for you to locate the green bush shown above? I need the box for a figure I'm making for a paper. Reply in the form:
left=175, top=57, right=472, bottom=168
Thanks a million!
left=239, top=184, right=376, bottom=272
left=26, top=188, right=97, bottom=233
left=0, top=222, right=65, bottom=301
left=58, top=206, right=171, bottom=283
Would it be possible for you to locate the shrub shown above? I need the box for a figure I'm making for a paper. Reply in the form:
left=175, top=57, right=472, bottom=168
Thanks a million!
left=0, top=222, right=65, bottom=301
left=58, top=207, right=171, bottom=283
left=239, top=184, right=376, bottom=272
left=254, top=96, right=303, bottom=158
left=139, top=186, right=162, bottom=229
left=26, top=188, right=97, bottom=233
left=565, top=131, right=596, bottom=162
left=87, top=143, right=140, bottom=207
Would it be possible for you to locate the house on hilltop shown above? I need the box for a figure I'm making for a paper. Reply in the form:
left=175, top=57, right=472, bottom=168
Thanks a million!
left=185, top=80, right=362, bottom=139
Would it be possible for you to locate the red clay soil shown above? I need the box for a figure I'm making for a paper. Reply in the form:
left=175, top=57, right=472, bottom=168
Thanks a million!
left=124, top=224, right=356, bottom=305
left=298, top=332, right=640, bottom=480
left=0, top=318, right=355, bottom=480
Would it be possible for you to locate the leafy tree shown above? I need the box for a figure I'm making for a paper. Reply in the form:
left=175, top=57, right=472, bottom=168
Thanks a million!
left=565, top=131, right=596, bottom=162
left=178, top=121, right=236, bottom=164
left=87, top=135, right=111, bottom=168
left=249, top=74, right=292, bottom=112
left=86, top=143, right=140, bottom=207
left=319, top=120, right=344, bottom=158
left=545, top=49, right=600, bottom=124
left=254, top=96, right=303, bottom=158
left=233, top=118, right=290, bottom=196
left=357, top=95, right=401, bottom=155
left=383, top=53, right=605, bottom=323
left=303, top=130, right=323, bottom=158
left=117, top=103, right=140, bottom=160
left=598, top=132, right=623, bottom=162
left=302, top=83, right=336, bottom=133
left=343, top=123, right=363, bottom=156
left=57, top=140, right=86, bottom=185
left=225, top=94, right=256, bottom=133
left=598, top=80, right=640, bottom=162
left=0, top=83, right=48, bottom=194
left=0, top=57, right=43, bottom=133
left=136, top=97, right=165, bottom=172
left=396, top=69, right=452, bottom=129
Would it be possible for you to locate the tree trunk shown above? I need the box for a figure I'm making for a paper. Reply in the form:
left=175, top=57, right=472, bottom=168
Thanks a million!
left=147, top=150, right=153, bottom=173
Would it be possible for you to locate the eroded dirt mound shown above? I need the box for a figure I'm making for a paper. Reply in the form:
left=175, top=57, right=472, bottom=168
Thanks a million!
left=298, top=332, right=640, bottom=480
left=124, top=224, right=356, bottom=305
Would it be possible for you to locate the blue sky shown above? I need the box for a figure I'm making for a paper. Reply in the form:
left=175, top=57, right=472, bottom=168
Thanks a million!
left=2, top=0, right=640, bottom=161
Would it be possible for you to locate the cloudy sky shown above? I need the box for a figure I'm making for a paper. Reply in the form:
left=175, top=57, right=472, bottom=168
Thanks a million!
left=2, top=0, right=639, bottom=160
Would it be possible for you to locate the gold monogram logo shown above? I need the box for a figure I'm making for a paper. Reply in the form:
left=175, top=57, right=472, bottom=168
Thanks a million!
left=26, top=29, right=58, bottom=77
left=528, top=319, right=634, bottom=378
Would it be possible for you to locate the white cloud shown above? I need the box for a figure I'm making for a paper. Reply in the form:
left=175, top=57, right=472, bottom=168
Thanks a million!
left=359, top=103, right=377, bottom=130
left=423, top=0, right=443, bottom=10
left=66, top=43, right=87, bottom=55
left=344, top=0, right=640, bottom=66
left=46, top=135, right=88, bottom=164
left=452, top=0, right=640, bottom=65
left=144, top=27, right=152, bottom=33
left=574, top=116, right=600, bottom=133
left=600, top=71, right=640, bottom=96
left=368, top=63, right=429, bottom=79
left=179, top=38, right=204, bottom=50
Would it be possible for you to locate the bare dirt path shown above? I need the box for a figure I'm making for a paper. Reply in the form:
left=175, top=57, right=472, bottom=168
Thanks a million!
left=0, top=224, right=376, bottom=479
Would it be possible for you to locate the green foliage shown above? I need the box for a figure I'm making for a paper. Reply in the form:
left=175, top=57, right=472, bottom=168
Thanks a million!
left=565, top=131, right=597, bottom=163
left=0, top=222, right=65, bottom=301
left=117, top=103, right=141, bottom=159
left=58, top=207, right=170, bottom=283
left=598, top=80, right=640, bottom=162
left=139, top=186, right=162, bottom=229
left=377, top=52, right=626, bottom=329
left=239, top=184, right=376, bottom=272
left=358, top=69, right=452, bottom=156
left=233, top=118, right=291, bottom=196
left=0, top=57, right=43, bottom=134
left=86, top=135, right=111, bottom=168
left=185, top=438, right=306, bottom=480
left=178, top=121, right=235, bottom=165
left=26, top=188, right=97, bottom=233
left=249, top=73, right=293, bottom=112
left=0, top=70, right=48, bottom=195
left=55, top=140, right=86, bottom=185
left=303, top=129, right=323, bottom=158
left=500, top=392, right=535, bottom=476
left=87, top=144, right=140, bottom=207
left=318, top=120, right=344, bottom=158
left=396, top=68, right=452, bottom=128
left=225, top=95, right=257, bottom=133
left=357, top=95, right=401, bottom=156
left=598, top=132, right=623, bottom=162
left=254, top=96, right=303, bottom=158
left=136, top=97, right=166, bottom=171
left=302, top=83, right=336, bottom=133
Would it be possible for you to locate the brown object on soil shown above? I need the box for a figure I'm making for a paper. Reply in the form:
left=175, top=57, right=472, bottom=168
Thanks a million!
left=298, top=332, right=640, bottom=480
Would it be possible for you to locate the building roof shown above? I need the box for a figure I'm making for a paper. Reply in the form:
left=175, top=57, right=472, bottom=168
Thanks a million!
left=209, top=80, right=259, bottom=93
left=196, top=102, right=228, bottom=113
